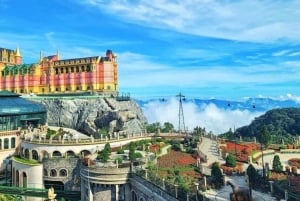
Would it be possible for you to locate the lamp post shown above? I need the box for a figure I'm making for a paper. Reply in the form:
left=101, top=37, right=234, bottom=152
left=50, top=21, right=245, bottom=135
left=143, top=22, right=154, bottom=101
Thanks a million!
left=261, top=142, right=265, bottom=179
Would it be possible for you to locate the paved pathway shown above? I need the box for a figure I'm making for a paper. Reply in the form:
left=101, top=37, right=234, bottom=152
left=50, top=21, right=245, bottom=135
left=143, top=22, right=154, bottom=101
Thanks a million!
left=198, top=137, right=224, bottom=165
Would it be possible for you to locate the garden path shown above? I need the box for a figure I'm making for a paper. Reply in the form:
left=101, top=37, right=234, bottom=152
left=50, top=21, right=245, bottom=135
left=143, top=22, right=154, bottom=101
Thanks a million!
left=199, top=137, right=224, bottom=165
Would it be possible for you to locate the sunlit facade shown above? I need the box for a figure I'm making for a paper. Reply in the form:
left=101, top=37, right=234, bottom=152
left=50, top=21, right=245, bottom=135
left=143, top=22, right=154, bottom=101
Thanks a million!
left=0, top=48, right=118, bottom=95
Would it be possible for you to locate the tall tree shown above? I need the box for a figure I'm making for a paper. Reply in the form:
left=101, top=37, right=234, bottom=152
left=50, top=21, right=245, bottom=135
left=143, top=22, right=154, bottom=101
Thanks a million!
left=246, top=164, right=258, bottom=195
left=259, top=126, right=271, bottom=147
left=162, top=122, right=174, bottom=132
left=129, top=142, right=136, bottom=161
left=97, top=143, right=111, bottom=162
left=104, top=142, right=111, bottom=154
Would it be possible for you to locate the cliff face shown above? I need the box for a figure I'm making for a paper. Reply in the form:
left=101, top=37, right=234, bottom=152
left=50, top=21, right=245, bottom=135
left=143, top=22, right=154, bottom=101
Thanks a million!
left=40, top=97, right=147, bottom=137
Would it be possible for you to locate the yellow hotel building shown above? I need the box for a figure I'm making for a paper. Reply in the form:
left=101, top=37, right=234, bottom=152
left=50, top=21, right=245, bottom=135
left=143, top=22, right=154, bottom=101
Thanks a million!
left=0, top=48, right=118, bottom=95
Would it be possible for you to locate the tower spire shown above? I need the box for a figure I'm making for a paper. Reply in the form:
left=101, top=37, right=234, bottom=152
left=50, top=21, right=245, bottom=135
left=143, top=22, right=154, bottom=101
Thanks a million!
left=15, top=47, right=21, bottom=57
left=15, top=47, right=22, bottom=64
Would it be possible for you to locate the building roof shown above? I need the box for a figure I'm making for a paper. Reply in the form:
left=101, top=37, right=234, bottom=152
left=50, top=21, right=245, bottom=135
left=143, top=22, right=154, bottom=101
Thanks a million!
left=0, top=90, right=19, bottom=97
left=0, top=91, right=46, bottom=115
left=3, top=64, right=35, bottom=75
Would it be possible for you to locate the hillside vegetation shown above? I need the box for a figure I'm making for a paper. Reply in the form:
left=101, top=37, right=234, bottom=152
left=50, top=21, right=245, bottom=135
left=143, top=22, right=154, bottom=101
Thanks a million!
left=226, top=108, right=300, bottom=143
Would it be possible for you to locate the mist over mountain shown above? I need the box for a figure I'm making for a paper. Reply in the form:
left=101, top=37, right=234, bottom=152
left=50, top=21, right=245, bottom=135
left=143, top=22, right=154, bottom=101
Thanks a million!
left=136, top=97, right=300, bottom=135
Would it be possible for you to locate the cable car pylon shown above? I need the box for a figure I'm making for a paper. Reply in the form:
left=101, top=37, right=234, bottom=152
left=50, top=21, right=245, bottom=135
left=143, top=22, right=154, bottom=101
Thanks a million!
left=176, top=92, right=186, bottom=135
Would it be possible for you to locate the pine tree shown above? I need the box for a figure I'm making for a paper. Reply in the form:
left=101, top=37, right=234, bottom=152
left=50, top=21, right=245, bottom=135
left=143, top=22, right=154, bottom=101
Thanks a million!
left=211, top=162, right=223, bottom=188
left=272, top=155, right=283, bottom=172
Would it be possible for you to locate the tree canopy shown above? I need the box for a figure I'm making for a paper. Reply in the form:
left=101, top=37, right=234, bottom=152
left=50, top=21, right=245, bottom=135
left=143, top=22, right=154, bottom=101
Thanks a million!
left=97, top=142, right=111, bottom=162
left=146, top=122, right=174, bottom=133
left=234, top=108, right=300, bottom=143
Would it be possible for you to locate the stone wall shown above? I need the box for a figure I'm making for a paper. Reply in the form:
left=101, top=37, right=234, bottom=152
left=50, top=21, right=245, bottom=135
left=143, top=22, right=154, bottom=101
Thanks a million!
left=43, top=157, right=81, bottom=191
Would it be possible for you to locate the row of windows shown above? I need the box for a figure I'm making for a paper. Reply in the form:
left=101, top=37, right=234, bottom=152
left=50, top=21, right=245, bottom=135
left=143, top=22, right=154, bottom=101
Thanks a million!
left=21, top=149, right=86, bottom=160
left=54, top=65, right=93, bottom=74
left=0, top=137, right=16, bottom=149
left=1, top=69, right=34, bottom=76
left=0, top=57, right=15, bottom=63
left=44, top=168, right=68, bottom=177
left=0, top=114, right=46, bottom=131
left=54, top=85, right=94, bottom=92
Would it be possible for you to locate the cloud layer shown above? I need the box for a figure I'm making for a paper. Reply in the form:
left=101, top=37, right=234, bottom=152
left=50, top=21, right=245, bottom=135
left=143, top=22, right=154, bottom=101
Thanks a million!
left=142, top=98, right=263, bottom=134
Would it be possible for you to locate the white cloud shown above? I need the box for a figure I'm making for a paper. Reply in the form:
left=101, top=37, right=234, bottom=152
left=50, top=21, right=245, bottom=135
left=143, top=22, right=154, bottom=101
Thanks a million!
left=142, top=97, right=262, bottom=134
left=81, top=0, right=300, bottom=43
left=288, top=51, right=300, bottom=57
left=272, top=49, right=292, bottom=57
left=280, top=94, right=300, bottom=103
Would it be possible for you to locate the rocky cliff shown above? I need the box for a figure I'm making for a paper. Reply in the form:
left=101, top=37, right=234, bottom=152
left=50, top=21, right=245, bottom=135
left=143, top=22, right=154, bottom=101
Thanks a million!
left=39, top=97, right=147, bottom=138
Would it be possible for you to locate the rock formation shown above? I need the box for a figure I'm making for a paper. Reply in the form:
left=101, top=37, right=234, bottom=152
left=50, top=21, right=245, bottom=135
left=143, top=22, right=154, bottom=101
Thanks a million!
left=40, top=97, right=147, bottom=138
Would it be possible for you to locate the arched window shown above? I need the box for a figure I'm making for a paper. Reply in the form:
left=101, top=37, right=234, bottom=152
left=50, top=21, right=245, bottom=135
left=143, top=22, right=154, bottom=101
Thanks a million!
left=50, top=169, right=57, bottom=177
left=4, top=138, right=9, bottom=149
left=22, top=172, right=27, bottom=188
left=32, top=150, right=39, bottom=160
left=16, top=170, right=19, bottom=187
left=59, top=169, right=67, bottom=177
left=53, top=151, right=62, bottom=157
left=24, top=149, right=30, bottom=159
left=11, top=137, right=15, bottom=148
left=66, top=150, right=75, bottom=158
left=131, top=191, right=137, bottom=201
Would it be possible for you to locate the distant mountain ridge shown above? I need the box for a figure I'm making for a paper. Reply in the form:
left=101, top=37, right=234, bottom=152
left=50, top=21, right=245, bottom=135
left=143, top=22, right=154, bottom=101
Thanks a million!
left=136, top=97, right=300, bottom=112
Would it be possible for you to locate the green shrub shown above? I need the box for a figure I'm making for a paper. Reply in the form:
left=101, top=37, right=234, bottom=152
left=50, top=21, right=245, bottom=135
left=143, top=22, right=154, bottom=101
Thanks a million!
left=115, top=157, right=123, bottom=164
left=226, top=154, right=236, bottom=167
left=117, top=148, right=125, bottom=154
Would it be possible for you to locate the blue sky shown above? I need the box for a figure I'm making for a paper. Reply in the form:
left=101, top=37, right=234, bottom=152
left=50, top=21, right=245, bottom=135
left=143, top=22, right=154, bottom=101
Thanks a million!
left=1, top=0, right=300, bottom=101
